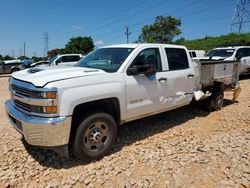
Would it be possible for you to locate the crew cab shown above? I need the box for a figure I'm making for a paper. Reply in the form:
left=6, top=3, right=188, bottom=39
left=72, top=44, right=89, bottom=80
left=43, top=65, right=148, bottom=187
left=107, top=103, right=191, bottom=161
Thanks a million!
left=204, top=46, right=250, bottom=75
left=0, top=60, right=22, bottom=74
left=49, top=54, right=83, bottom=66
left=5, top=44, right=240, bottom=160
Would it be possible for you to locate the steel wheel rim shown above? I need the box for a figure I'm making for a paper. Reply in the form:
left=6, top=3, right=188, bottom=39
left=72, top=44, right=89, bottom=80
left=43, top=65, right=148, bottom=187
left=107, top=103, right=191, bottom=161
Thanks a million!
left=216, top=95, right=223, bottom=109
left=83, top=121, right=110, bottom=152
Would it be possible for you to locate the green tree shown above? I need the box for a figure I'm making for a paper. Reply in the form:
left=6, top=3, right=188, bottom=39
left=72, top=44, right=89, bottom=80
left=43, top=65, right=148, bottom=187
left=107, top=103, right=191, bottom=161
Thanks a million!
left=139, top=16, right=181, bottom=43
left=0, top=55, right=3, bottom=60
left=178, top=32, right=250, bottom=52
left=65, top=36, right=94, bottom=55
left=47, top=48, right=65, bottom=58
left=18, top=56, right=29, bottom=60
left=31, top=56, right=43, bottom=62
left=3, top=55, right=14, bottom=60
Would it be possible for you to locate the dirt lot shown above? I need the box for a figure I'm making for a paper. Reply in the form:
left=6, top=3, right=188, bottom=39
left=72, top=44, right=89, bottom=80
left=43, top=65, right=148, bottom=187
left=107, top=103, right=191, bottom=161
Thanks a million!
left=0, top=75, right=249, bottom=188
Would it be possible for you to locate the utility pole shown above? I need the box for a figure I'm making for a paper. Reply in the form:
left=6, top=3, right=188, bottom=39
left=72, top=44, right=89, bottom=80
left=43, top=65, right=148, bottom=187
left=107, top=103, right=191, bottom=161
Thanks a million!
left=125, top=26, right=131, bottom=43
left=43, top=33, right=49, bottom=57
left=230, top=0, right=250, bottom=33
left=12, top=50, right=15, bottom=58
left=24, top=42, right=26, bottom=57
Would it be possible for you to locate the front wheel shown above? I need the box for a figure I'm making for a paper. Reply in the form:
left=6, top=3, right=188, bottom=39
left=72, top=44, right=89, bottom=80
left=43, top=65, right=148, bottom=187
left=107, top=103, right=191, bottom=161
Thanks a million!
left=73, top=113, right=117, bottom=160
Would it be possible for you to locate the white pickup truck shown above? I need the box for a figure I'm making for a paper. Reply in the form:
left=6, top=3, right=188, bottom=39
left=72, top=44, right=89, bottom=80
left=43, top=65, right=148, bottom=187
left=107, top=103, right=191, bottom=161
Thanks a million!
left=204, top=46, right=250, bottom=75
left=5, top=44, right=240, bottom=160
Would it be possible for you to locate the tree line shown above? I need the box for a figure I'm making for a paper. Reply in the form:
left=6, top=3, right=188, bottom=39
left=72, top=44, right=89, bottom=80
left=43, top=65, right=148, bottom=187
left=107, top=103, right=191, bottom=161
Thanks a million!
left=1, top=15, right=250, bottom=61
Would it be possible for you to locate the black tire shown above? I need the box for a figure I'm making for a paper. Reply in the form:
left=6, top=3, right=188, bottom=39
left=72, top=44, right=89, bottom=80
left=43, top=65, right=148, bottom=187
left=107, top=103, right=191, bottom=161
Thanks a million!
left=210, top=90, right=224, bottom=111
left=73, top=113, right=117, bottom=160
left=203, top=90, right=224, bottom=111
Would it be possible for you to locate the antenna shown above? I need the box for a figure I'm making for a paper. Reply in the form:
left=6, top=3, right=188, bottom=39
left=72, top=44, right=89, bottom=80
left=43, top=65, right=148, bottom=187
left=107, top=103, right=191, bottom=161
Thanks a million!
left=125, top=26, right=131, bottom=43
left=230, top=0, right=250, bottom=33
left=43, top=32, right=49, bottom=57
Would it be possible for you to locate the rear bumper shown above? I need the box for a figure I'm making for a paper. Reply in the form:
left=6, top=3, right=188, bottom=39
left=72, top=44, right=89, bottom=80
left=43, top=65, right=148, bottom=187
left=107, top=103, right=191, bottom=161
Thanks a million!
left=5, top=99, right=72, bottom=147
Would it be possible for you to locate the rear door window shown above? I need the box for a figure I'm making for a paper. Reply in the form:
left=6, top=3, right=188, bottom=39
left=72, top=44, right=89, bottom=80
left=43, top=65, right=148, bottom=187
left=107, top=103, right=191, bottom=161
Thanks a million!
left=165, top=48, right=189, bottom=70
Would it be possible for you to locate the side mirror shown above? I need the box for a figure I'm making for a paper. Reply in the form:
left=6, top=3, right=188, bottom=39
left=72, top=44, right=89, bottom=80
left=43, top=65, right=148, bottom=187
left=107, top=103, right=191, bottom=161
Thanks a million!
left=127, top=66, right=139, bottom=75
left=236, top=53, right=243, bottom=60
left=127, top=64, right=156, bottom=76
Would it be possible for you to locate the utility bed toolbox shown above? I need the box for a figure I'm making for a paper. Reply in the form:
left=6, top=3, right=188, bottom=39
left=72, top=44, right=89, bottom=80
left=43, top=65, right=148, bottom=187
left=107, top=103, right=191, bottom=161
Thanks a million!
left=198, top=60, right=240, bottom=87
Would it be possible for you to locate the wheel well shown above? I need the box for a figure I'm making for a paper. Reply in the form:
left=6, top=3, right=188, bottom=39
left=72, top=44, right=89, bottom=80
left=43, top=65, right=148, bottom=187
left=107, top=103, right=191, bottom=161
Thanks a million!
left=69, top=98, right=120, bottom=147
left=11, top=67, right=20, bottom=73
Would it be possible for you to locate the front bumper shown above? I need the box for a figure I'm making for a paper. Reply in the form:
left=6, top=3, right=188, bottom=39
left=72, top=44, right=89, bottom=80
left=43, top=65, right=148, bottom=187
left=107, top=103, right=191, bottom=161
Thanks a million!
left=5, top=99, right=72, bottom=147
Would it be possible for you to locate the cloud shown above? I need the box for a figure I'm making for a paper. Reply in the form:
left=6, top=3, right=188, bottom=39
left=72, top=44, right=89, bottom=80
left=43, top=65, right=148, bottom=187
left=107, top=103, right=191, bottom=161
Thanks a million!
left=94, top=40, right=104, bottom=46
left=71, top=25, right=83, bottom=30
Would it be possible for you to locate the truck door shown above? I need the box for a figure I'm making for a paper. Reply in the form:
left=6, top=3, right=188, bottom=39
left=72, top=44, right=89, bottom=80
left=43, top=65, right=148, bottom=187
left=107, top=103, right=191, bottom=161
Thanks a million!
left=160, top=47, right=197, bottom=109
left=124, top=47, right=168, bottom=120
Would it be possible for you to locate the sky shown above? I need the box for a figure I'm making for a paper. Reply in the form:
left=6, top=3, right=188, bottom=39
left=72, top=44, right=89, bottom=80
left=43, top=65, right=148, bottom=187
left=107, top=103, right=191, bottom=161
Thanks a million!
left=0, top=0, right=240, bottom=58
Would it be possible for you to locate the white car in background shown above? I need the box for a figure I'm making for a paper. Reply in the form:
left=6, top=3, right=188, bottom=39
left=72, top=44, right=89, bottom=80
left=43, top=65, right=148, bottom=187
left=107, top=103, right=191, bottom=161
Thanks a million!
left=189, top=50, right=205, bottom=59
left=49, top=54, right=83, bottom=66
left=204, top=46, right=250, bottom=75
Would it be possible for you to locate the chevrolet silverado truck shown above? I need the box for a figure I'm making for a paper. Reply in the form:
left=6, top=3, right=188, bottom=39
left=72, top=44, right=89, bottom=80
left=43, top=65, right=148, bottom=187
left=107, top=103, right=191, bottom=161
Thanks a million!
left=5, top=44, right=240, bottom=160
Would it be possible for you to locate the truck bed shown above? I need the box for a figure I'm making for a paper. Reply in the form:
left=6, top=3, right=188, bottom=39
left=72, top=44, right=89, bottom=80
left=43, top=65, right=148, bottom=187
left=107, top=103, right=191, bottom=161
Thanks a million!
left=197, top=60, right=240, bottom=88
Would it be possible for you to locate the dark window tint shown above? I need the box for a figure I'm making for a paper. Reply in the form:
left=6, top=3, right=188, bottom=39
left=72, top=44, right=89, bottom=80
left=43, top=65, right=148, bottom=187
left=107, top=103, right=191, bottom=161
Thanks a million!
left=130, top=48, right=162, bottom=72
left=192, top=51, right=196, bottom=57
left=165, top=48, right=189, bottom=70
left=61, top=55, right=80, bottom=63
left=236, top=48, right=250, bottom=59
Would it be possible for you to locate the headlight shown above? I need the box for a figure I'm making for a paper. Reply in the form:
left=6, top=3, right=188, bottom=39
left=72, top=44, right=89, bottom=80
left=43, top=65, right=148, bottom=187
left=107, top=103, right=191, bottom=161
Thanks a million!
left=31, top=106, right=57, bottom=114
left=30, top=91, right=57, bottom=99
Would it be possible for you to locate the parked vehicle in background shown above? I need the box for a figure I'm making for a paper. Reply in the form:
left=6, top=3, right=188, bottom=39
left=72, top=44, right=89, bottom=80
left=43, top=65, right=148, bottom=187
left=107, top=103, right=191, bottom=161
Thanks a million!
left=0, top=60, right=22, bottom=74
left=189, top=50, right=205, bottom=59
left=5, top=44, right=241, bottom=160
left=49, top=54, right=83, bottom=66
left=204, top=46, right=250, bottom=75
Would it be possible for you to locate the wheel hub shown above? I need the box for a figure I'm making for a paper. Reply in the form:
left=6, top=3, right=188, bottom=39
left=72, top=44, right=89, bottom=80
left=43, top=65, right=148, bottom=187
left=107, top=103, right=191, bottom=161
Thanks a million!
left=89, top=128, right=102, bottom=143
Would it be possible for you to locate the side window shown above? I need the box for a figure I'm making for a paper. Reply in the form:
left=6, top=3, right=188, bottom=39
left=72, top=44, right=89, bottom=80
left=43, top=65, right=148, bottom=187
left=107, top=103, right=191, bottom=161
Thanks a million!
left=243, top=48, right=250, bottom=57
left=165, top=48, right=189, bottom=70
left=130, top=48, right=162, bottom=72
left=70, top=55, right=81, bottom=61
left=55, top=57, right=62, bottom=63
left=192, top=51, right=196, bottom=57
left=236, top=49, right=244, bottom=59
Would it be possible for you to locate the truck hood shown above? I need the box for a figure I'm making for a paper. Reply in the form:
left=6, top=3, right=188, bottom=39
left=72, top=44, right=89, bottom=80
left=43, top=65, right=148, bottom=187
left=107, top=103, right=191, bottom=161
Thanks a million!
left=12, top=66, right=106, bottom=87
left=193, top=56, right=226, bottom=61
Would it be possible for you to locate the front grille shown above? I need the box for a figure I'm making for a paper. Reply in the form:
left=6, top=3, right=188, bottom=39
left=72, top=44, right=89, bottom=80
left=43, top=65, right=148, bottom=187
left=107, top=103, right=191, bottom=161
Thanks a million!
left=12, top=84, right=30, bottom=97
left=14, top=99, right=31, bottom=112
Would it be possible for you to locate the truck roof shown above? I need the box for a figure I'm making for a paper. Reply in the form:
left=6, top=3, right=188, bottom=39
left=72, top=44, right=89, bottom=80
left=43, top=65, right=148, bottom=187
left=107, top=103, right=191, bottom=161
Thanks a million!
left=213, top=46, right=250, bottom=50
left=102, top=43, right=187, bottom=49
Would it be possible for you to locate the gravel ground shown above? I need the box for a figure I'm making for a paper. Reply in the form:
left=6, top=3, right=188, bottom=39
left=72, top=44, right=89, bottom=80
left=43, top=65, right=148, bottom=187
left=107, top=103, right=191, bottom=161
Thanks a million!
left=0, top=75, right=249, bottom=188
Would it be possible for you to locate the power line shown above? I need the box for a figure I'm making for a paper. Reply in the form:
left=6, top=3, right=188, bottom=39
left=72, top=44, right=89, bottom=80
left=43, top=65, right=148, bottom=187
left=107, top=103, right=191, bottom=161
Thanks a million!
left=86, top=0, right=169, bottom=33
left=94, top=0, right=232, bottom=42
left=93, top=0, right=203, bottom=40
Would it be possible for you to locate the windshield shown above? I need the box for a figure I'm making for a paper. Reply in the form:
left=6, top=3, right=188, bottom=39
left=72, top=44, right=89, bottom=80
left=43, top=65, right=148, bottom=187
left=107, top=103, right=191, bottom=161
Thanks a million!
left=76, top=48, right=134, bottom=72
left=48, top=56, right=58, bottom=64
left=205, top=49, right=235, bottom=57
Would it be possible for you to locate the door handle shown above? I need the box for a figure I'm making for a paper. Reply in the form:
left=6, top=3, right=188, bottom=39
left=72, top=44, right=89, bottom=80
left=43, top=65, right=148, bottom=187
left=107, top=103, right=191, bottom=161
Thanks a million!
left=158, top=77, right=167, bottom=82
left=187, top=74, right=194, bottom=78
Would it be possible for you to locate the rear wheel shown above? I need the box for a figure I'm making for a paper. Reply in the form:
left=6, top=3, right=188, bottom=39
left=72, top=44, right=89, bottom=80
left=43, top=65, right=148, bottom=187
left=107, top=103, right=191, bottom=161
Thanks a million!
left=211, top=90, right=224, bottom=111
left=203, top=90, right=224, bottom=111
left=73, top=113, right=117, bottom=160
